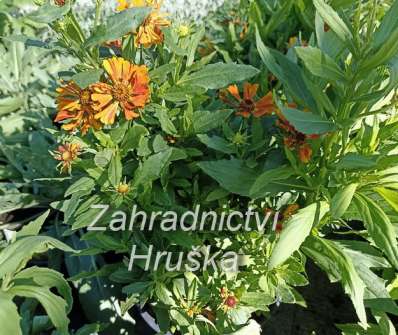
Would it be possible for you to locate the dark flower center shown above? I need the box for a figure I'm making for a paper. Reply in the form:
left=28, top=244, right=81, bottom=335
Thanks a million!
left=112, top=82, right=130, bottom=102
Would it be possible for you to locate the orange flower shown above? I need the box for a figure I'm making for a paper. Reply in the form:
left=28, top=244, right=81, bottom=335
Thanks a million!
left=91, top=57, right=150, bottom=125
left=55, top=82, right=102, bottom=135
left=117, top=0, right=170, bottom=48
left=135, top=10, right=170, bottom=48
left=52, top=143, right=81, bottom=174
left=276, top=104, right=319, bottom=164
left=298, top=143, right=313, bottom=163
left=220, top=83, right=276, bottom=118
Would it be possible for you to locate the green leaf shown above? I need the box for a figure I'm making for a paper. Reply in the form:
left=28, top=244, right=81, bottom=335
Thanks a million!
left=161, top=85, right=206, bottom=102
left=72, top=70, right=104, bottom=89
left=250, top=166, right=295, bottom=199
left=281, top=107, right=336, bottom=134
left=256, top=30, right=318, bottom=112
left=198, top=159, right=257, bottom=197
left=375, top=187, right=398, bottom=212
left=197, top=134, right=234, bottom=154
left=155, top=108, right=177, bottom=135
left=193, top=110, right=233, bottom=134
left=302, top=236, right=367, bottom=327
left=295, top=46, right=345, bottom=81
left=0, top=292, right=22, bottom=335
left=0, top=236, right=74, bottom=279
left=108, top=151, right=122, bottom=187
left=27, top=1, right=71, bottom=23
left=0, top=96, right=25, bottom=116
left=354, top=193, right=398, bottom=269
left=121, top=124, right=149, bottom=151
left=134, top=149, right=172, bottom=185
left=178, top=63, right=259, bottom=89
left=9, top=285, right=69, bottom=334
left=65, top=177, right=95, bottom=197
left=336, top=153, right=377, bottom=170
left=373, top=0, right=398, bottom=49
left=17, top=210, right=50, bottom=239
left=362, top=29, right=398, bottom=71
left=13, top=266, right=72, bottom=313
left=330, top=183, right=358, bottom=218
left=268, top=202, right=329, bottom=270
left=149, top=63, right=176, bottom=83
left=240, top=292, right=274, bottom=311
left=85, top=7, right=151, bottom=47
left=313, top=0, right=353, bottom=42
left=187, top=26, right=205, bottom=67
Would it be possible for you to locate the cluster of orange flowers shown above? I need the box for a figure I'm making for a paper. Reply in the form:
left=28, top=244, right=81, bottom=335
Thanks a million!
left=55, top=57, right=150, bottom=133
left=220, top=83, right=318, bottom=164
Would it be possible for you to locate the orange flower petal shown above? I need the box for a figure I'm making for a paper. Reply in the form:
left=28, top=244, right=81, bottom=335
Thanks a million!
left=95, top=102, right=119, bottom=125
left=243, top=83, right=258, bottom=101
left=226, top=85, right=241, bottom=101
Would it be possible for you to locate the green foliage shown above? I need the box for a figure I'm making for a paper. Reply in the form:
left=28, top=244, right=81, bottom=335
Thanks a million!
left=1, top=0, right=398, bottom=334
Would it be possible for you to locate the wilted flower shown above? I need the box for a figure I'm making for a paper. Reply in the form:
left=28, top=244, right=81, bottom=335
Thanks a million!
left=55, top=82, right=102, bottom=135
left=298, top=143, right=313, bottom=164
left=52, top=143, right=81, bottom=174
left=283, top=204, right=300, bottom=218
left=91, top=57, right=150, bottom=125
left=220, top=83, right=276, bottom=118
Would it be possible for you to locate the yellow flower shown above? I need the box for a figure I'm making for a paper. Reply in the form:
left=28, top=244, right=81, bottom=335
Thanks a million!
left=91, top=57, right=150, bottom=125
left=117, top=183, right=130, bottom=195
left=52, top=143, right=81, bottom=174
left=55, top=82, right=102, bottom=135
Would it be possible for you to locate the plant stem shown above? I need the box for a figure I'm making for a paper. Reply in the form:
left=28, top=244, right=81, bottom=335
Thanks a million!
left=94, top=0, right=103, bottom=28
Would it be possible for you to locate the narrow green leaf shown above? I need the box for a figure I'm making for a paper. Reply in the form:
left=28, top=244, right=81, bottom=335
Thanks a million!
left=268, top=202, right=329, bottom=270
left=330, top=183, right=358, bottom=218
left=108, top=151, right=122, bottom=187
left=16, top=210, right=50, bottom=239
left=313, top=0, right=353, bottom=42
left=302, top=236, right=367, bottom=327
left=187, top=26, right=205, bottom=67
left=354, top=193, right=398, bottom=269
left=178, top=63, right=259, bottom=89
